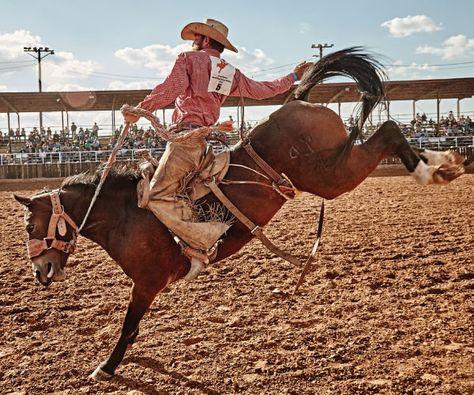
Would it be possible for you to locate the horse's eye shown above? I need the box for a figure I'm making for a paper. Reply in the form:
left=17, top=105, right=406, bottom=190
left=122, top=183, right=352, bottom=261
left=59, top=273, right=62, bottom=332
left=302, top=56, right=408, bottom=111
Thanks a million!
left=26, top=224, right=34, bottom=233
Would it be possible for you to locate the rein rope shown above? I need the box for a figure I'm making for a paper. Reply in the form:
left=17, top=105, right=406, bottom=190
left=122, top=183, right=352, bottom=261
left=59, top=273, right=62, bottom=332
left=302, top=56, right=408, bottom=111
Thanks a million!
left=77, top=105, right=234, bottom=233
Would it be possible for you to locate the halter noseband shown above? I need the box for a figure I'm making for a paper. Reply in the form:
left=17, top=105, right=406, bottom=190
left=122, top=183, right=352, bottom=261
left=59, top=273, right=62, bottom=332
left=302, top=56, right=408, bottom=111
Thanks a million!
left=27, top=190, right=79, bottom=259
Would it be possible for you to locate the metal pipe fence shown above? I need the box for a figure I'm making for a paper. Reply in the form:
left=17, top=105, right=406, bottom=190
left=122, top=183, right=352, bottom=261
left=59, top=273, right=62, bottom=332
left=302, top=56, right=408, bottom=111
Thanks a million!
left=406, top=135, right=474, bottom=150
left=0, top=137, right=472, bottom=166
left=0, top=148, right=165, bottom=166
left=0, top=143, right=232, bottom=166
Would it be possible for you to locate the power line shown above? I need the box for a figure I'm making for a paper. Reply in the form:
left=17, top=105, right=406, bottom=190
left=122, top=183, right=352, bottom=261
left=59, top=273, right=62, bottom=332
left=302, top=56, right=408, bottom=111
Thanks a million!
left=4, top=52, right=473, bottom=85
left=89, top=70, right=157, bottom=80
left=387, top=60, right=474, bottom=67
left=0, top=59, right=35, bottom=64
left=0, top=64, right=35, bottom=72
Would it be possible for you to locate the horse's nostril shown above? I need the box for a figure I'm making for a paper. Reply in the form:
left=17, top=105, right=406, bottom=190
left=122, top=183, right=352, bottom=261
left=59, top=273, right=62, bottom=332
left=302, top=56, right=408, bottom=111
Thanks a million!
left=35, top=270, right=41, bottom=280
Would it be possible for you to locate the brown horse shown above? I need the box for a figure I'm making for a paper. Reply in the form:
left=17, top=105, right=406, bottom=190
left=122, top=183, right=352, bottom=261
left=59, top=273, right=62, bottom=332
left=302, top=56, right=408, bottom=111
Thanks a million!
left=14, top=48, right=466, bottom=379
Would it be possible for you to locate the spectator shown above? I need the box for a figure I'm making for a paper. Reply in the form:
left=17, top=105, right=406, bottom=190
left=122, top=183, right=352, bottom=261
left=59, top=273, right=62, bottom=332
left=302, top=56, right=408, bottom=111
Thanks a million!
left=71, top=122, right=77, bottom=138
left=447, top=111, right=456, bottom=125
left=92, top=122, right=99, bottom=136
left=465, top=116, right=472, bottom=132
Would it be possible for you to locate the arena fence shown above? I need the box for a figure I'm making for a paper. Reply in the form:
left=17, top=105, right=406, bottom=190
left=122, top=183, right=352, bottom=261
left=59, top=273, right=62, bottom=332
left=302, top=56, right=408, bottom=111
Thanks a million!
left=0, top=138, right=472, bottom=179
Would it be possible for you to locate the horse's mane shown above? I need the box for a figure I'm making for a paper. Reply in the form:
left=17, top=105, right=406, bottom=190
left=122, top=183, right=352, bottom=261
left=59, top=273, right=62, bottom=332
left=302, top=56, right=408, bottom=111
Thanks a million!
left=61, top=164, right=141, bottom=189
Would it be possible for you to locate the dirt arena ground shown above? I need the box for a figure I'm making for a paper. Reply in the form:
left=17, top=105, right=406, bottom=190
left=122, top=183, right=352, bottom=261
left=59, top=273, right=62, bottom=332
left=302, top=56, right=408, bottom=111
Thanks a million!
left=0, top=167, right=473, bottom=394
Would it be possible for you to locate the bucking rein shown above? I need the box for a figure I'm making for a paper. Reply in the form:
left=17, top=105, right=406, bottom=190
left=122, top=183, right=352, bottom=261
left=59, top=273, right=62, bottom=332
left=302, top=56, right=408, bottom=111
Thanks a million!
left=76, top=104, right=325, bottom=293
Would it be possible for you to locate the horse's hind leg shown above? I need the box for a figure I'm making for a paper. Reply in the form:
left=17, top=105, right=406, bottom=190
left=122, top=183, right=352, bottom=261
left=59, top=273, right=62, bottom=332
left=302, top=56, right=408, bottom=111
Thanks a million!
left=378, top=121, right=465, bottom=185
left=90, top=283, right=158, bottom=380
left=361, top=121, right=465, bottom=185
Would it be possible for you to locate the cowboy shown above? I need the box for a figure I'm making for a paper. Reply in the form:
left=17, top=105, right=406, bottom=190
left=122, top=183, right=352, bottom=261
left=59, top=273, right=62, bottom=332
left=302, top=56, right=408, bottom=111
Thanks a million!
left=124, top=18, right=312, bottom=278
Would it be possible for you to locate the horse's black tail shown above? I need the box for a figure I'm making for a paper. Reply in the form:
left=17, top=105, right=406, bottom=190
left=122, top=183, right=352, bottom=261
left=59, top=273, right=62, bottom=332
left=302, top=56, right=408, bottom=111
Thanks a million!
left=286, top=46, right=387, bottom=150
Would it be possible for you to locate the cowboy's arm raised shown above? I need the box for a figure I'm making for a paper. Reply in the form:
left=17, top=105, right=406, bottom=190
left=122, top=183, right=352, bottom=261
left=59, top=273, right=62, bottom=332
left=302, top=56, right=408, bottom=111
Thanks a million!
left=229, top=61, right=312, bottom=99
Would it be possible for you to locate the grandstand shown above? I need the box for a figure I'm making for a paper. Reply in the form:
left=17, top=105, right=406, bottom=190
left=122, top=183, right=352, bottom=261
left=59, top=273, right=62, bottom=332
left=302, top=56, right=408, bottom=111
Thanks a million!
left=1, top=78, right=473, bottom=178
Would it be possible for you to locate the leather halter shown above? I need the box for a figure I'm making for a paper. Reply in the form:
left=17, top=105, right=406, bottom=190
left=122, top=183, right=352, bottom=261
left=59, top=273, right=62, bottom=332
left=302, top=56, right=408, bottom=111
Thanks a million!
left=27, top=190, right=79, bottom=259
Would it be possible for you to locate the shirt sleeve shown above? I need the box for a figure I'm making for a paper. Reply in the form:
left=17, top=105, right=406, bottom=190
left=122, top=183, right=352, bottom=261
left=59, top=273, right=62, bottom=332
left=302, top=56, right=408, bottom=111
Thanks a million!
left=229, top=70, right=295, bottom=100
left=138, top=53, right=189, bottom=112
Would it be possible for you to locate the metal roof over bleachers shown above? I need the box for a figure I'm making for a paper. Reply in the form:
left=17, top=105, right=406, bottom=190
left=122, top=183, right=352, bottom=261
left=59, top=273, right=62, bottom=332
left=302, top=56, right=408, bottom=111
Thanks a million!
left=0, top=77, right=473, bottom=113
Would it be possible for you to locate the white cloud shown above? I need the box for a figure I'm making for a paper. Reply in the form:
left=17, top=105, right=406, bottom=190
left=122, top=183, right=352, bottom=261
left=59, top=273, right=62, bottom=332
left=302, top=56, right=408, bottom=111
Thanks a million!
left=44, top=51, right=98, bottom=91
left=416, top=34, right=474, bottom=59
left=0, top=30, right=100, bottom=91
left=227, top=47, right=275, bottom=75
left=108, top=80, right=156, bottom=90
left=114, top=42, right=276, bottom=78
left=0, top=84, right=7, bottom=91
left=47, top=82, right=93, bottom=91
left=386, top=60, right=438, bottom=79
left=381, top=15, right=443, bottom=37
left=0, top=30, right=42, bottom=59
left=115, top=43, right=188, bottom=77
left=298, top=23, right=311, bottom=34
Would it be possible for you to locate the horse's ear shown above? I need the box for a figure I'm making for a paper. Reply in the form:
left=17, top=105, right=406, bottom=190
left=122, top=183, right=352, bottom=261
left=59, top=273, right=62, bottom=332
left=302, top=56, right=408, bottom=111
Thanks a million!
left=14, top=194, right=32, bottom=207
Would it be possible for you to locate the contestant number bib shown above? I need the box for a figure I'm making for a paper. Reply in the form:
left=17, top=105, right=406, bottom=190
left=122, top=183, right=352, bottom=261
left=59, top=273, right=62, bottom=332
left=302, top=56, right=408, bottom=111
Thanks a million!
left=208, top=56, right=235, bottom=96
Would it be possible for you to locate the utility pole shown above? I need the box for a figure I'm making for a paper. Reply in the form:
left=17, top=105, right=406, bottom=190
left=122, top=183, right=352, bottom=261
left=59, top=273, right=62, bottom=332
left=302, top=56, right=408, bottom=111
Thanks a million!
left=24, top=46, right=55, bottom=131
left=311, top=43, right=334, bottom=60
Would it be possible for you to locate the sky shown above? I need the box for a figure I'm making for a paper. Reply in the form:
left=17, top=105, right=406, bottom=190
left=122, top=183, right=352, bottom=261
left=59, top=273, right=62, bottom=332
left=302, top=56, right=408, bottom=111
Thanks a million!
left=1, top=0, right=473, bottom=132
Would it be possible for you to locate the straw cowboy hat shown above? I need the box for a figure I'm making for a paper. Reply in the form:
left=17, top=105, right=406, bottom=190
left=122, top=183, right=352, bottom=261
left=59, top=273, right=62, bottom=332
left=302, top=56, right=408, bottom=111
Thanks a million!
left=181, top=18, right=238, bottom=53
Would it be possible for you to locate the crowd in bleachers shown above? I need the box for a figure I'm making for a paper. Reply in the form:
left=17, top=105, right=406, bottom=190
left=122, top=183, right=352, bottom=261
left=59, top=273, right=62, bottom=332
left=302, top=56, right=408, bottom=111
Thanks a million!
left=106, top=124, right=167, bottom=151
left=406, top=111, right=473, bottom=138
left=0, top=122, right=103, bottom=153
left=0, top=122, right=175, bottom=153
left=344, top=112, right=474, bottom=138
left=0, top=115, right=248, bottom=154
left=1, top=112, right=472, bottom=155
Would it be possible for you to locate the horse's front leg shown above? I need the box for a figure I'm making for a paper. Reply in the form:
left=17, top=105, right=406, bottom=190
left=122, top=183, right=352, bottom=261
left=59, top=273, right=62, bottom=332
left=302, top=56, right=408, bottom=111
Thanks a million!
left=90, top=283, right=158, bottom=380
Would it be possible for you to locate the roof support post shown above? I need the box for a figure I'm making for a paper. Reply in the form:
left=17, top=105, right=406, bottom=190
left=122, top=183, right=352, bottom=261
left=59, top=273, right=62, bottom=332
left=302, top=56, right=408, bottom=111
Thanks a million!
left=457, top=99, right=460, bottom=119
left=111, top=95, right=116, bottom=135
left=437, top=97, right=441, bottom=125
left=7, top=112, right=11, bottom=153
left=111, top=109, right=115, bottom=136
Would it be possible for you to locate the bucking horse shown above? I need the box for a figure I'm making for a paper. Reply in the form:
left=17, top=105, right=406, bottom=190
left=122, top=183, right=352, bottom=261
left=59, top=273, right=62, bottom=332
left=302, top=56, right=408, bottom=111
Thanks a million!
left=14, top=48, right=466, bottom=379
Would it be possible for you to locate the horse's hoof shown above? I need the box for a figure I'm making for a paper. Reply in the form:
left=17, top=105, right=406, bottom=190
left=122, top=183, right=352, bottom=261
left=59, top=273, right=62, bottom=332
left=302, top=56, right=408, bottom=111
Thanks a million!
left=89, top=365, right=114, bottom=381
left=183, top=257, right=205, bottom=281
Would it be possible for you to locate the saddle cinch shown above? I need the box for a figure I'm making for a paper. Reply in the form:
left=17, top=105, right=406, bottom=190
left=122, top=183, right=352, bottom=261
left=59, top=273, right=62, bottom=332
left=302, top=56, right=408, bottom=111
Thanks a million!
left=137, top=145, right=230, bottom=209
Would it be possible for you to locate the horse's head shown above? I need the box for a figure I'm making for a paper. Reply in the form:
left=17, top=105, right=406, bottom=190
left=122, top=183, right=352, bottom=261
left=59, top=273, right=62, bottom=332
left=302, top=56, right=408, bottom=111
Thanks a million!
left=14, top=190, right=78, bottom=287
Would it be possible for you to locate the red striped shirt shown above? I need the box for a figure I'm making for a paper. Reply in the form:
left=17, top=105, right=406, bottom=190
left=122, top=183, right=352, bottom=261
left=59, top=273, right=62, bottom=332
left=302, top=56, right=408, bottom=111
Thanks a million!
left=139, top=48, right=295, bottom=129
